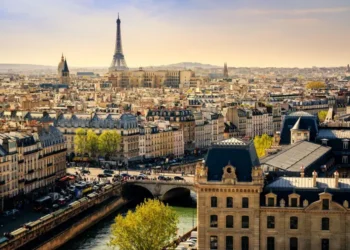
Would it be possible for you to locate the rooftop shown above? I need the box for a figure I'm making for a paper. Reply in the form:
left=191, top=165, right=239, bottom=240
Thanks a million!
left=318, top=129, right=350, bottom=139
left=215, top=137, right=247, bottom=146
left=260, top=141, right=331, bottom=172
left=266, top=177, right=350, bottom=190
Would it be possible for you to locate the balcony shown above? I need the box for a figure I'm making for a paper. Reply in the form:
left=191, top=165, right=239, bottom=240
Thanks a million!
left=23, top=149, right=41, bottom=156
left=25, top=178, right=37, bottom=185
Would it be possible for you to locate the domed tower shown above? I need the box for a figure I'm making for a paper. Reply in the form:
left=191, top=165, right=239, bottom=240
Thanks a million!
left=58, top=54, right=65, bottom=76
left=60, top=58, right=70, bottom=84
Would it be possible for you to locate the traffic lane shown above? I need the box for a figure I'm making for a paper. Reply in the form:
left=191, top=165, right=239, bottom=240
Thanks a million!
left=67, top=168, right=194, bottom=182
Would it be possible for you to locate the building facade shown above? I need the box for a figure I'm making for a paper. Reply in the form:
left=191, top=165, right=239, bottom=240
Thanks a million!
left=195, top=137, right=350, bottom=250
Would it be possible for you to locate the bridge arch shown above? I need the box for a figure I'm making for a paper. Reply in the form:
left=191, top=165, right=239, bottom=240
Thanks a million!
left=121, top=183, right=154, bottom=201
left=162, top=186, right=195, bottom=202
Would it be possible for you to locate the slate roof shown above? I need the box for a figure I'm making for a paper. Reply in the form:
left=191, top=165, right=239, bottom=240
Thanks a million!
left=266, top=177, right=350, bottom=190
left=62, top=59, right=69, bottom=73
left=317, top=129, right=350, bottom=139
left=205, top=138, right=260, bottom=182
left=280, top=111, right=318, bottom=144
left=260, top=141, right=331, bottom=172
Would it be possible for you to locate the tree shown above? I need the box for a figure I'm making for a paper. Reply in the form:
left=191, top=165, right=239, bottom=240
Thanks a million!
left=254, top=134, right=273, bottom=158
left=74, top=128, right=87, bottom=156
left=86, top=129, right=99, bottom=157
left=98, top=130, right=121, bottom=159
left=318, top=110, right=328, bottom=122
left=109, top=199, right=179, bottom=250
left=305, top=81, right=326, bottom=90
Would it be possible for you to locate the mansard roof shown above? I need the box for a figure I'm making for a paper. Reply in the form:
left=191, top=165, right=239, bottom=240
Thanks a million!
left=205, top=138, right=260, bottom=182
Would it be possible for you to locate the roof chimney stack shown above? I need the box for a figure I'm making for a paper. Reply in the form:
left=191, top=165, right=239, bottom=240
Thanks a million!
left=300, top=166, right=305, bottom=178
left=334, top=171, right=339, bottom=188
left=312, top=170, right=317, bottom=187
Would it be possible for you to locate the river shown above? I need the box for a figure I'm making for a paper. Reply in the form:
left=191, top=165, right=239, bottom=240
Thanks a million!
left=58, top=195, right=197, bottom=250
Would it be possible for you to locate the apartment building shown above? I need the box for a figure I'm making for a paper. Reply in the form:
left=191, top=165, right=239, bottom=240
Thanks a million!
left=0, top=125, right=66, bottom=211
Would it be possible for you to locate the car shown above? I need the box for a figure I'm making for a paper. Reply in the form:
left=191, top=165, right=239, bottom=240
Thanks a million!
left=104, top=169, right=114, bottom=175
left=52, top=204, right=59, bottom=210
left=104, top=173, right=113, bottom=177
left=120, top=173, right=131, bottom=178
left=174, top=176, right=185, bottom=181
left=98, top=174, right=107, bottom=178
left=81, top=169, right=90, bottom=174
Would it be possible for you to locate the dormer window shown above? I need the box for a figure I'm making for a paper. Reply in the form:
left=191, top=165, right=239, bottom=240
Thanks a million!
left=321, top=139, right=328, bottom=146
left=343, top=140, right=349, bottom=149
left=265, top=192, right=277, bottom=207
left=288, top=193, right=300, bottom=207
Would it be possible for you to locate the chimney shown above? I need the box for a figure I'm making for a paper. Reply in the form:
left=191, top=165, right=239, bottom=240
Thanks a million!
left=300, top=166, right=305, bottom=178
left=312, top=170, right=317, bottom=187
left=334, top=171, right=339, bottom=188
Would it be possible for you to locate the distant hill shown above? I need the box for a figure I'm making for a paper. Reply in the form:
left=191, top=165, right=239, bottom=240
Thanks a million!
left=157, top=62, right=220, bottom=69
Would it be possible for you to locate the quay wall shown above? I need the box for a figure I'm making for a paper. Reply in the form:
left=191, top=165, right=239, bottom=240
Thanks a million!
left=36, top=198, right=127, bottom=250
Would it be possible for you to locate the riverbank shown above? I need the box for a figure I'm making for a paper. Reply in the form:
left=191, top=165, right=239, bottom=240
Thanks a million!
left=58, top=205, right=197, bottom=250
left=35, top=198, right=127, bottom=250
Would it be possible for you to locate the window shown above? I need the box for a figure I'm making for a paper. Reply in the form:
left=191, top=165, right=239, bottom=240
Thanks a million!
left=342, top=156, right=348, bottom=164
left=321, top=139, right=328, bottom=146
left=226, top=236, right=233, bottom=250
left=344, top=141, right=349, bottom=149
left=268, top=197, right=274, bottom=207
left=242, top=197, right=249, bottom=208
left=322, top=218, right=329, bottom=230
left=267, top=216, right=275, bottom=229
left=210, top=236, right=218, bottom=250
left=227, top=197, right=233, bottom=208
left=242, top=236, right=249, bottom=250
left=267, top=237, right=275, bottom=250
left=211, top=197, right=218, bottom=207
left=321, top=239, right=329, bottom=250
left=290, top=237, right=298, bottom=250
left=242, top=216, right=249, bottom=228
left=290, top=198, right=298, bottom=207
left=322, top=199, right=329, bottom=210
left=290, top=217, right=298, bottom=229
left=226, top=215, right=234, bottom=228
left=210, top=215, right=218, bottom=228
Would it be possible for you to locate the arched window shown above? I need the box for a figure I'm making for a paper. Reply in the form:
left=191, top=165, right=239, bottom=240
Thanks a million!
left=211, top=196, right=217, bottom=207
left=226, top=236, right=233, bottom=250
left=290, top=216, right=298, bottom=229
left=267, top=237, right=275, bottom=250
left=290, top=237, right=298, bottom=250
left=210, top=215, right=218, bottom=228
left=227, top=197, right=233, bottom=208
left=242, top=216, right=249, bottom=228
left=242, top=236, right=249, bottom=250
left=226, top=215, right=233, bottom=228
left=321, top=218, right=329, bottom=230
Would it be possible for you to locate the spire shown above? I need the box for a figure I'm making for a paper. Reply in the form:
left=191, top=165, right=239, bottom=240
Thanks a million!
left=223, top=62, right=228, bottom=78
left=291, top=117, right=301, bottom=130
left=61, top=53, right=64, bottom=61
left=62, top=58, right=69, bottom=73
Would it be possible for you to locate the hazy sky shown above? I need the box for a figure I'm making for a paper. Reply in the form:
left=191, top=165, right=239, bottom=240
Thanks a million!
left=1, top=0, right=350, bottom=68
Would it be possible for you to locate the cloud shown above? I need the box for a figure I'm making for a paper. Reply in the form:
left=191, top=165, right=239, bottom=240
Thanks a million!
left=235, top=6, right=350, bottom=16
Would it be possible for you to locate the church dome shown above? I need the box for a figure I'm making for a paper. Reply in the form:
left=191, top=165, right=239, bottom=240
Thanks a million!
left=57, top=54, right=64, bottom=75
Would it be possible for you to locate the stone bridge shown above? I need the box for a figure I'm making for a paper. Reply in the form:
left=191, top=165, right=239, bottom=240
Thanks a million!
left=125, top=180, right=195, bottom=200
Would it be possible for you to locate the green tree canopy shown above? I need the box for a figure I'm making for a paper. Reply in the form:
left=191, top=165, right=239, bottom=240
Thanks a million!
left=318, top=110, right=328, bottom=122
left=74, top=128, right=87, bottom=156
left=86, top=129, right=99, bottom=156
left=109, top=199, right=179, bottom=250
left=98, top=130, right=121, bottom=158
left=305, top=81, right=326, bottom=90
left=254, top=134, right=273, bottom=158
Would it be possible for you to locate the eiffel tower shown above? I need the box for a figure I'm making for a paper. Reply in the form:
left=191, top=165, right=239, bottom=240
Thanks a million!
left=109, top=14, right=128, bottom=72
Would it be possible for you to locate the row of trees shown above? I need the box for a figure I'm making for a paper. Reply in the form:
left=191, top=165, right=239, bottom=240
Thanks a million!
left=74, top=128, right=122, bottom=158
left=254, top=134, right=273, bottom=158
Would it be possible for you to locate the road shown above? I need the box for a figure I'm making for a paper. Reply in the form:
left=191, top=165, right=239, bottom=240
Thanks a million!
left=67, top=167, right=195, bottom=183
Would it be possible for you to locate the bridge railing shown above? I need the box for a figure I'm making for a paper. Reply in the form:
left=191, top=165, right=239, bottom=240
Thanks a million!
left=126, top=180, right=194, bottom=185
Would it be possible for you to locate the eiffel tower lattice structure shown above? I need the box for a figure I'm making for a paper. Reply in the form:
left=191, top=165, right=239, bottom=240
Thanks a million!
left=109, top=14, right=128, bottom=72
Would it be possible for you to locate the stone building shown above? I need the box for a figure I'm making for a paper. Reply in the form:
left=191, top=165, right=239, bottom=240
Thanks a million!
left=147, top=109, right=195, bottom=153
left=195, top=137, right=350, bottom=250
left=0, top=125, right=66, bottom=211
left=55, top=113, right=140, bottom=161
left=108, top=69, right=204, bottom=88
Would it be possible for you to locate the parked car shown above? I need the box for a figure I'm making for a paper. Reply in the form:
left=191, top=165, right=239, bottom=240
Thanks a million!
left=104, top=169, right=114, bottom=175
left=81, top=169, right=90, bottom=174
left=98, top=174, right=107, bottom=178
left=174, top=176, right=185, bottom=181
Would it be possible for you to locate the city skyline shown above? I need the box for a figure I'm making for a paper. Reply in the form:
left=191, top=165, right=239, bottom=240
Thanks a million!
left=1, top=0, right=350, bottom=68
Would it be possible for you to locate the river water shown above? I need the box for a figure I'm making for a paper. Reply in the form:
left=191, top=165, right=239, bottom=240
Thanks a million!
left=59, top=196, right=197, bottom=250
